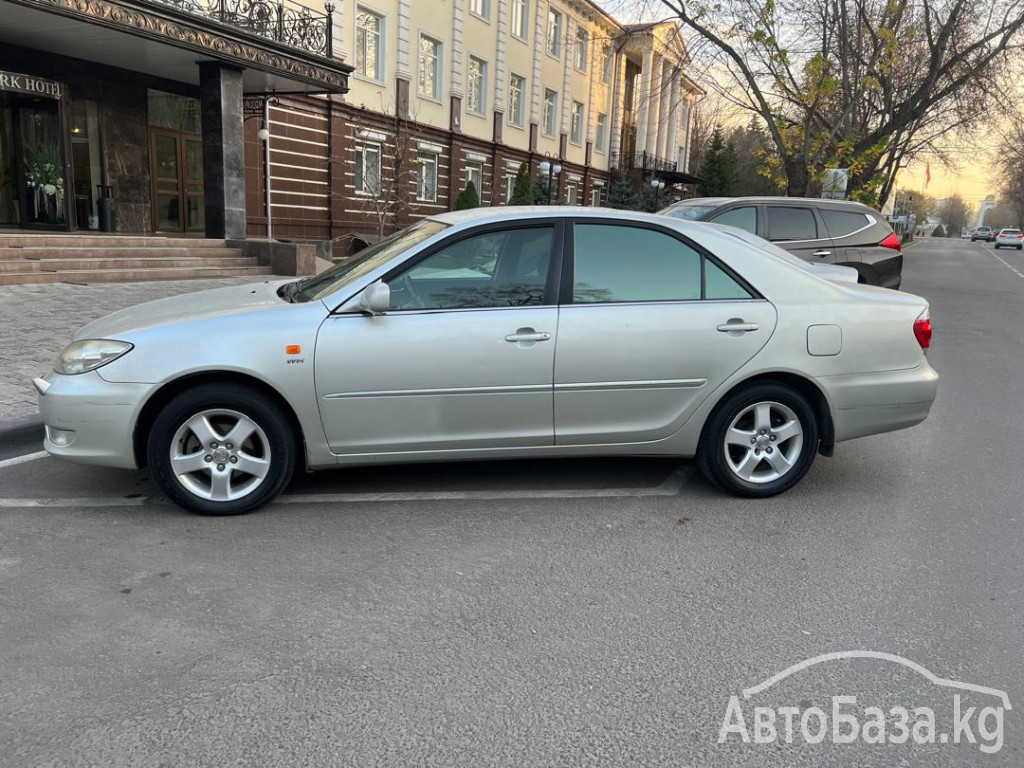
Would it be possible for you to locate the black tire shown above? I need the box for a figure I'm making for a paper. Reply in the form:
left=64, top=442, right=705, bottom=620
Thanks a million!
left=147, top=383, right=296, bottom=515
left=697, top=383, right=819, bottom=498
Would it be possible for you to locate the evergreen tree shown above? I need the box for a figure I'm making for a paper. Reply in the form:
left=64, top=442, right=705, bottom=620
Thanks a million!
left=454, top=181, right=480, bottom=210
left=697, top=127, right=736, bottom=197
left=637, top=183, right=663, bottom=213
left=932, top=224, right=946, bottom=238
left=509, top=162, right=533, bottom=205
left=606, top=173, right=637, bottom=210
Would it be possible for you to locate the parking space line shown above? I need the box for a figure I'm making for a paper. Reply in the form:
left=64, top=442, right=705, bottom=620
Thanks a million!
left=979, top=243, right=1024, bottom=278
left=0, top=465, right=694, bottom=509
left=0, top=451, right=49, bottom=470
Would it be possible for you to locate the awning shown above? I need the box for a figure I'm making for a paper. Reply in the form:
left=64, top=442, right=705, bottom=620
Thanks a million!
left=652, top=170, right=705, bottom=186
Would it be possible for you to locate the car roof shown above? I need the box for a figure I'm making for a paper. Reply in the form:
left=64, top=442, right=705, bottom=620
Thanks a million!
left=665, top=196, right=879, bottom=212
left=426, top=206, right=670, bottom=226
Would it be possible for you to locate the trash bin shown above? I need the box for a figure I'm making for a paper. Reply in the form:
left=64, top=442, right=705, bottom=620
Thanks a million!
left=96, top=184, right=115, bottom=233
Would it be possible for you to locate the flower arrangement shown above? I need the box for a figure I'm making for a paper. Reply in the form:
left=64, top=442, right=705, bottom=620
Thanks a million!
left=24, top=145, right=65, bottom=222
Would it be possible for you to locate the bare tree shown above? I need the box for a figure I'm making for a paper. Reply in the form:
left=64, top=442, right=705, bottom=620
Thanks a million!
left=654, top=0, right=1024, bottom=199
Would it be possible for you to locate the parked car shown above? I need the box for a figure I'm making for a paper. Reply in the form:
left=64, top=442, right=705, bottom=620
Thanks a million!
left=961, top=227, right=970, bottom=239
left=994, top=228, right=1023, bottom=250
left=658, top=197, right=903, bottom=289
left=972, top=226, right=995, bottom=242
left=35, top=208, right=938, bottom=515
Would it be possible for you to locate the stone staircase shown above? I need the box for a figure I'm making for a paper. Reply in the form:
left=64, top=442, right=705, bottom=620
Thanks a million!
left=0, top=234, right=273, bottom=285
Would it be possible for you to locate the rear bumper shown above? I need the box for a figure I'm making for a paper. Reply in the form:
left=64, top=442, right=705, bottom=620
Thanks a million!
left=822, top=361, right=939, bottom=443
left=35, top=371, right=153, bottom=469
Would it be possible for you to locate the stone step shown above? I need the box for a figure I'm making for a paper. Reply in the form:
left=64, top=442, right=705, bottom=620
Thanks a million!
left=0, top=247, right=242, bottom=260
left=0, top=235, right=228, bottom=248
left=0, top=265, right=273, bottom=285
left=0, top=256, right=260, bottom=273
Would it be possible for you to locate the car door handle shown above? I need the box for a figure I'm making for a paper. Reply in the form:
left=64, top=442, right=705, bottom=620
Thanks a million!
left=505, top=328, right=551, bottom=343
left=717, top=321, right=760, bottom=333
left=813, top=250, right=832, bottom=258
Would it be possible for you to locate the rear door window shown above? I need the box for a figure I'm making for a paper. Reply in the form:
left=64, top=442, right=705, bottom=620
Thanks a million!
left=766, top=207, right=817, bottom=241
left=821, top=209, right=870, bottom=238
left=709, top=206, right=757, bottom=234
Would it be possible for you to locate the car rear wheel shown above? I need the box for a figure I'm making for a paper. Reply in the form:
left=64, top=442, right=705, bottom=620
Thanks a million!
left=147, top=384, right=296, bottom=515
left=697, top=383, right=819, bottom=498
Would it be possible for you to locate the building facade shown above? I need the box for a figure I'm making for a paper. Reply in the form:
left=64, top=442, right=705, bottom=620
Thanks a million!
left=0, top=0, right=701, bottom=257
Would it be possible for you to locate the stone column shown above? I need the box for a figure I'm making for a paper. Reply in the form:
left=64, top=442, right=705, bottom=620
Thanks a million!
left=635, top=42, right=654, bottom=156
left=199, top=62, right=246, bottom=240
left=608, top=49, right=624, bottom=159
left=644, top=54, right=662, bottom=159
left=656, top=59, right=673, bottom=161
left=667, top=71, right=682, bottom=167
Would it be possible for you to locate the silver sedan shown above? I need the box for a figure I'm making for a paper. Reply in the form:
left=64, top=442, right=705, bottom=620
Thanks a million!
left=35, top=208, right=939, bottom=515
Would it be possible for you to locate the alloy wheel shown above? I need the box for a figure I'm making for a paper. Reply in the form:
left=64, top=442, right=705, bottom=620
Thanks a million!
left=169, top=409, right=272, bottom=502
left=723, top=400, right=804, bottom=484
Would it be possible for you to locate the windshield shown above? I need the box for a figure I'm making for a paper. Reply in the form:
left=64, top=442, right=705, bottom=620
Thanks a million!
left=658, top=202, right=720, bottom=221
left=293, top=220, right=449, bottom=303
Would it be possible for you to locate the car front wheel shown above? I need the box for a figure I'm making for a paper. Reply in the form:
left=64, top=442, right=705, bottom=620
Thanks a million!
left=147, top=384, right=296, bottom=515
left=697, top=383, right=819, bottom=498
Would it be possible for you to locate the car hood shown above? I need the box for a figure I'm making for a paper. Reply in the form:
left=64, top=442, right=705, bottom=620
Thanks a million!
left=74, top=279, right=298, bottom=340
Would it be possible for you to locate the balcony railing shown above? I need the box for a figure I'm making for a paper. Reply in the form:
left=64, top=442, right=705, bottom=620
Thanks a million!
left=154, top=0, right=335, bottom=57
left=610, top=151, right=677, bottom=173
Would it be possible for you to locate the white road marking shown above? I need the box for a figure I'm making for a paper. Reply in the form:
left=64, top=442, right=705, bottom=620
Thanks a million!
left=0, top=451, right=49, bottom=470
left=0, top=465, right=694, bottom=509
left=979, top=243, right=1024, bottom=278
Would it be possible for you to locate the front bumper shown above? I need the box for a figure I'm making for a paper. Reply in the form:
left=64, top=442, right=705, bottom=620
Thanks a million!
left=35, top=371, right=155, bottom=469
left=822, top=360, right=939, bottom=443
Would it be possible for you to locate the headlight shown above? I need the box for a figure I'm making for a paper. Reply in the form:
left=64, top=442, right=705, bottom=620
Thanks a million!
left=54, top=339, right=133, bottom=375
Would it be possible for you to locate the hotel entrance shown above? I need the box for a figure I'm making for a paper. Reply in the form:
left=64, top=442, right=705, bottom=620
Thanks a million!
left=0, top=72, right=70, bottom=229
left=148, top=90, right=204, bottom=233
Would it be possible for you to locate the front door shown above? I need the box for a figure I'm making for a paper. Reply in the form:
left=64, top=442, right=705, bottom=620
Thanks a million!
left=150, top=129, right=204, bottom=233
left=554, top=221, right=777, bottom=445
left=315, top=223, right=562, bottom=455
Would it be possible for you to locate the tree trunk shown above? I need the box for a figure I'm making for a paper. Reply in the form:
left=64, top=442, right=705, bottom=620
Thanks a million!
left=785, top=159, right=811, bottom=197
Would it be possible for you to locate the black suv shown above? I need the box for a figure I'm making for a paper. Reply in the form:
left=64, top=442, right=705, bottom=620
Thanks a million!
left=659, top=197, right=903, bottom=289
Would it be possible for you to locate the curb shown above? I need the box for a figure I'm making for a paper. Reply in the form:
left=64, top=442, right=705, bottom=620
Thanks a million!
left=0, top=413, right=44, bottom=459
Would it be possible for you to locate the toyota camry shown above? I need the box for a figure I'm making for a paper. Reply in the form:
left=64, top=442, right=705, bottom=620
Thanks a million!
left=35, top=208, right=938, bottom=515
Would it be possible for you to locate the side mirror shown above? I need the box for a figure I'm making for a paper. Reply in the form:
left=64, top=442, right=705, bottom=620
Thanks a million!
left=358, top=280, right=390, bottom=315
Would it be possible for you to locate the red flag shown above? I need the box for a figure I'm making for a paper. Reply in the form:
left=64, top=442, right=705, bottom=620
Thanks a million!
left=925, top=163, right=931, bottom=188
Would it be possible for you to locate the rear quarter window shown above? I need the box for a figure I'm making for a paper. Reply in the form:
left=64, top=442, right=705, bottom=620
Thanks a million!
left=766, top=207, right=817, bottom=241
left=821, top=210, right=871, bottom=238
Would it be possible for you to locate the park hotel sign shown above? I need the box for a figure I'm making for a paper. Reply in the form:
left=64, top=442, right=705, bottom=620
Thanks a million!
left=0, top=71, right=63, bottom=99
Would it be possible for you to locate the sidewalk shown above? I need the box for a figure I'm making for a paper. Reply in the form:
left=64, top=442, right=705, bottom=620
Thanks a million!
left=0, top=276, right=285, bottom=424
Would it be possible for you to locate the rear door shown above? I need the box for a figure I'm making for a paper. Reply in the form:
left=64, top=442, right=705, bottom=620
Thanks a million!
left=818, top=207, right=874, bottom=265
left=552, top=221, right=777, bottom=446
left=764, top=204, right=835, bottom=264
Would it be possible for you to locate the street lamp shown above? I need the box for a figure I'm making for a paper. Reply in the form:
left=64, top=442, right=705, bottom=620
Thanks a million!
left=650, top=178, right=665, bottom=209
left=538, top=159, right=562, bottom=204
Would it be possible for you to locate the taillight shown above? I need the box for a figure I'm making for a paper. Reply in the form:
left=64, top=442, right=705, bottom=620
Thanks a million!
left=913, top=316, right=932, bottom=350
left=879, top=232, right=902, bottom=251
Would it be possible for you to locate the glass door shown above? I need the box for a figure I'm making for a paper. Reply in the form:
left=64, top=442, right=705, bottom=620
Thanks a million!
left=18, top=98, right=67, bottom=228
left=151, top=129, right=204, bottom=232
left=0, top=98, right=18, bottom=226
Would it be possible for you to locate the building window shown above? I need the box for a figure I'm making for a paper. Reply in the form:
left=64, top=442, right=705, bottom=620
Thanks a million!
left=417, top=152, right=438, bottom=201
left=354, top=142, right=382, bottom=196
left=575, top=27, right=589, bottom=71
left=546, top=9, right=562, bottom=57
left=469, top=0, right=490, bottom=19
left=466, top=161, right=483, bottom=193
left=511, top=0, right=529, bottom=40
left=602, top=45, right=613, bottom=85
left=418, top=35, right=442, bottom=100
left=595, top=112, right=608, bottom=152
left=508, top=73, right=525, bottom=126
left=467, top=57, right=488, bottom=115
left=543, top=89, right=558, bottom=137
left=591, top=186, right=602, bottom=207
left=505, top=174, right=515, bottom=203
left=566, top=182, right=578, bottom=205
left=355, top=8, right=384, bottom=81
left=570, top=101, right=584, bottom=144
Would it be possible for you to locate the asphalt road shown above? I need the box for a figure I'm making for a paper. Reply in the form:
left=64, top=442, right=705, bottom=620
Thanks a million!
left=1, top=238, right=1023, bottom=766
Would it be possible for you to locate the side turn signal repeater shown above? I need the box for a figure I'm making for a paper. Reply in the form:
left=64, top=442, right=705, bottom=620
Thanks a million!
left=286, top=345, right=302, bottom=355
